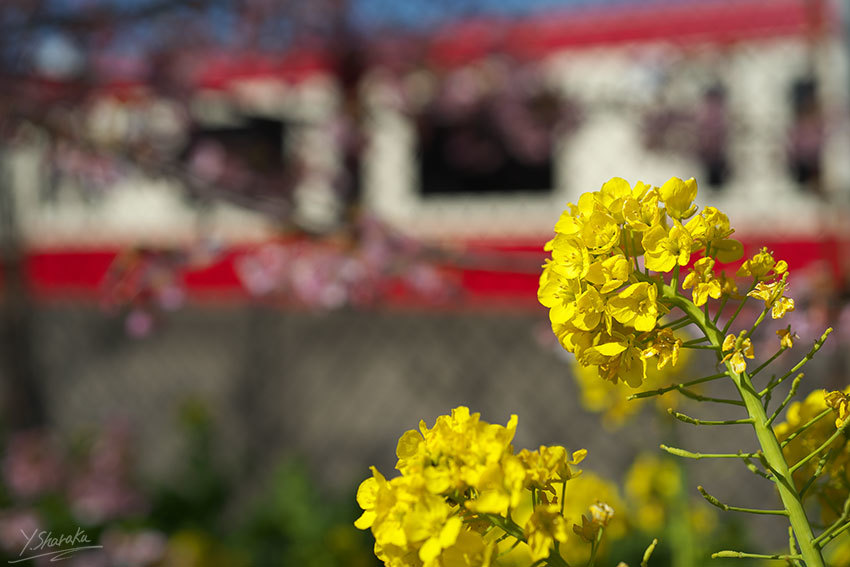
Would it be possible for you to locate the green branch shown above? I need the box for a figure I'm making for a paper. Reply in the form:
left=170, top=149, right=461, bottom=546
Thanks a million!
left=800, top=449, right=835, bottom=498
left=780, top=408, right=833, bottom=448
left=656, top=314, right=690, bottom=330
left=814, top=520, right=850, bottom=549
left=675, top=386, right=745, bottom=406
left=759, top=330, right=833, bottom=398
left=812, top=485, right=850, bottom=547
left=711, top=550, right=802, bottom=561
left=741, top=455, right=773, bottom=481
left=713, top=295, right=729, bottom=324
left=668, top=408, right=753, bottom=426
left=721, top=282, right=756, bottom=335
left=789, top=421, right=849, bottom=474
left=650, top=278, right=827, bottom=567
left=697, top=485, right=788, bottom=515
left=628, top=372, right=728, bottom=400
left=660, top=445, right=757, bottom=459
left=748, top=346, right=787, bottom=380
left=765, top=373, right=804, bottom=426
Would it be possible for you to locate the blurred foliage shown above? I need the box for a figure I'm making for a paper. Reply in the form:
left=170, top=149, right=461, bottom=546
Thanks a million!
left=0, top=401, right=379, bottom=567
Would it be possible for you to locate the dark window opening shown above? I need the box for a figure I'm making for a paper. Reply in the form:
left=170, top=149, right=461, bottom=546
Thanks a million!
left=416, top=93, right=557, bottom=196
left=787, top=76, right=824, bottom=195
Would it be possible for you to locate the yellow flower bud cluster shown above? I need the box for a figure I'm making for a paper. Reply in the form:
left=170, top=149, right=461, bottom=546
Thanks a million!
left=539, top=176, right=742, bottom=387
left=355, top=407, right=587, bottom=566
left=720, top=331, right=755, bottom=374
left=774, top=387, right=850, bottom=523
left=742, top=250, right=795, bottom=320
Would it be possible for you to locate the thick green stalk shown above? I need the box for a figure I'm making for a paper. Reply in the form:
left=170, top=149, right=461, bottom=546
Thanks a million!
left=657, top=282, right=825, bottom=567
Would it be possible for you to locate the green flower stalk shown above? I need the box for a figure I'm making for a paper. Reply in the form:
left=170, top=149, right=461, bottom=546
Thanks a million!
left=538, top=176, right=850, bottom=566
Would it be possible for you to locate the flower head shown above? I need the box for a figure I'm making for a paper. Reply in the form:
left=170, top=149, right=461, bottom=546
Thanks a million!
left=721, top=331, right=755, bottom=374
left=825, top=390, right=850, bottom=429
left=682, top=257, right=722, bottom=306
left=738, top=248, right=787, bottom=280
left=658, top=177, right=698, bottom=220
left=525, top=504, right=571, bottom=561
left=776, top=328, right=798, bottom=349
left=606, top=282, right=658, bottom=332
left=642, top=223, right=694, bottom=273
left=641, top=328, right=683, bottom=370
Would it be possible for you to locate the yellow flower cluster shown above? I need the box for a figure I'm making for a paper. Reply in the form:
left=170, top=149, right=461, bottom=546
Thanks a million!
left=774, top=388, right=850, bottom=522
left=742, top=249, right=795, bottom=319
left=539, top=177, right=741, bottom=387
left=355, top=407, right=588, bottom=566
left=720, top=331, right=754, bottom=374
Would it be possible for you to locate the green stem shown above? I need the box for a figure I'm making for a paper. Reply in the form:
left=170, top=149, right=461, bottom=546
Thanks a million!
left=657, top=314, right=690, bottom=330
left=697, top=485, right=788, bottom=515
left=674, top=387, right=745, bottom=406
left=721, top=290, right=751, bottom=335
left=814, top=520, right=850, bottom=548
left=680, top=344, right=720, bottom=351
left=758, top=329, right=833, bottom=398
left=711, top=550, right=802, bottom=560
left=742, top=456, right=773, bottom=480
left=585, top=527, right=603, bottom=567
left=789, top=421, right=849, bottom=474
left=748, top=347, right=787, bottom=380
left=655, top=280, right=826, bottom=567
left=799, top=449, right=834, bottom=498
left=766, top=373, right=804, bottom=426
left=780, top=409, right=833, bottom=448
left=628, top=372, right=728, bottom=400
left=668, top=408, right=753, bottom=426
left=713, top=295, right=729, bottom=325
left=743, top=305, right=769, bottom=341
left=660, top=445, right=757, bottom=459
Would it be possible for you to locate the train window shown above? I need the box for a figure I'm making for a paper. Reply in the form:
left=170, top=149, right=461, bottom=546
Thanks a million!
left=786, top=76, right=824, bottom=195
left=415, top=83, right=560, bottom=196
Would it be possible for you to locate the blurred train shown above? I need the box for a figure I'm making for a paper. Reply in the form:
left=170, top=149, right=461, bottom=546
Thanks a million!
left=6, top=0, right=850, bottom=304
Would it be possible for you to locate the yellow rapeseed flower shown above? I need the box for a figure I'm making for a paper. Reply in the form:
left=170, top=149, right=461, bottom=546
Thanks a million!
left=585, top=254, right=631, bottom=294
left=606, top=282, right=658, bottom=332
left=747, top=278, right=795, bottom=320
left=737, top=247, right=787, bottom=280
left=525, top=504, right=571, bottom=561
left=721, top=331, right=754, bottom=374
left=658, top=177, right=698, bottom=220
left=546, top=234, right=591, bottom=280
left=681, top=257, right=722, bottom=306
left=642, top=223, right=694, bottom=273
left=623, top=189, right=661, bottom=232
left=572, top=501, right=615, bottom=542
left=581, top=211, right=621, bottom=255
left=538, top=265, right=581, bottom=326
left=518, top=446, right=583, bottom=498
left=641, top=328, right=682, bottom=370
left=825, top=390, right=850, bottom=429
left=776, top=328, right=798, bottom=349
left=572, top=287, right=605, bottom=331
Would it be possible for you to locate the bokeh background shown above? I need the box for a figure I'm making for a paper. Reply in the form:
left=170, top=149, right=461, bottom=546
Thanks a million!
left=1, top=0, right=850, bottom=565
